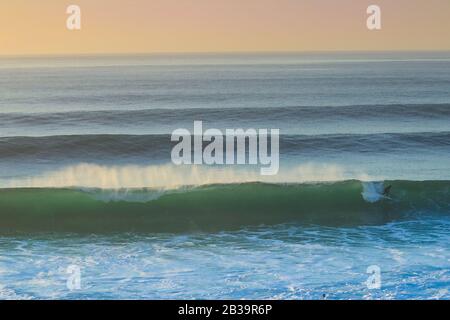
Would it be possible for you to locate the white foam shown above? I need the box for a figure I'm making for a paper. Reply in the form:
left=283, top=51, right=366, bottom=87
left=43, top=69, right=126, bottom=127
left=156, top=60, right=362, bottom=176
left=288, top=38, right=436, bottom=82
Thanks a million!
left=361, top=181, right=385, bottom=203
left=3, top=162, right=351, bottom=189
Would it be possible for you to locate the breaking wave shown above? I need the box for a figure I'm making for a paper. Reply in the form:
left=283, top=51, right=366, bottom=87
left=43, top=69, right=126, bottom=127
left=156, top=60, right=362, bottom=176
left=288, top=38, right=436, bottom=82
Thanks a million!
left=0, top=178, right=448, bottom=234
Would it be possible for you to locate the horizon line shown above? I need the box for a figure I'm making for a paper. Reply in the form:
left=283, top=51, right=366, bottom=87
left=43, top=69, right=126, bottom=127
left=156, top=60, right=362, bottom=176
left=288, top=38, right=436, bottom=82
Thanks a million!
left=1, top=49, right=450, bottom=59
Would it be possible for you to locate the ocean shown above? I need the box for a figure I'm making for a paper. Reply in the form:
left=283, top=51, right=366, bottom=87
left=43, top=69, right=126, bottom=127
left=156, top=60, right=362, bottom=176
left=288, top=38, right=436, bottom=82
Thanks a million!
left=0, top=52, right=449, bottom=299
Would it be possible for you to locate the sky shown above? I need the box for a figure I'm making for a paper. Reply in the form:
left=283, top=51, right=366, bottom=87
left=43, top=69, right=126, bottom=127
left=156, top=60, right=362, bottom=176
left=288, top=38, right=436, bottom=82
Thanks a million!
left=0, top=0, right=449, bottom=55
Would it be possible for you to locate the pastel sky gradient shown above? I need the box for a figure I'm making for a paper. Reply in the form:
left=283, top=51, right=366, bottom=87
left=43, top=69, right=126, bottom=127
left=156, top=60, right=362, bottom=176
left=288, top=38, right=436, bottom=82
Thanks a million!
left=1, top=0, right=449, bottom=55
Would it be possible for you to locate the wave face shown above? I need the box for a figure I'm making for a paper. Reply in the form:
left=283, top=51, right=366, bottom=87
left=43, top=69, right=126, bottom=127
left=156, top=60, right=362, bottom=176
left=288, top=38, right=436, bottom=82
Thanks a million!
left=0, top=180, right=448, bottom=234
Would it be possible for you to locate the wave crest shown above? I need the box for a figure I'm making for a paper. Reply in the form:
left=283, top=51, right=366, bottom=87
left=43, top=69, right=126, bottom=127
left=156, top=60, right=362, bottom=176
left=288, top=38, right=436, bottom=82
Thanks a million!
left=3, top=163, right=352, bottom=189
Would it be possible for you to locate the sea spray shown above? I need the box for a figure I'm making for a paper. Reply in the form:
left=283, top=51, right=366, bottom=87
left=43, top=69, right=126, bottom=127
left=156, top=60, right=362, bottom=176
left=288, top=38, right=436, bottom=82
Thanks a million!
left=3, top=163, right=348, bottom=189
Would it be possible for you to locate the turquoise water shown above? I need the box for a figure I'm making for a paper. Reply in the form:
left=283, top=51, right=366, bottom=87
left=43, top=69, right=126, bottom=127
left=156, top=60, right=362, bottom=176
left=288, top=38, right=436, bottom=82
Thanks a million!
left=1, top=219, right=449, bottom=299
left=0, top=52, right=449, bottom=299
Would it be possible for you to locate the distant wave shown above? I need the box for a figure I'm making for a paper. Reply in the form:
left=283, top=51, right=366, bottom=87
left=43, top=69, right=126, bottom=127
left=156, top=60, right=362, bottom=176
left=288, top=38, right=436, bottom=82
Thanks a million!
left=1, top=104, right=450, bottom=137
left=2, top=103, right=450, bottom=125
left=0, top=180, right=449, bottom=234
left=1, top=131, right=449, bottom=162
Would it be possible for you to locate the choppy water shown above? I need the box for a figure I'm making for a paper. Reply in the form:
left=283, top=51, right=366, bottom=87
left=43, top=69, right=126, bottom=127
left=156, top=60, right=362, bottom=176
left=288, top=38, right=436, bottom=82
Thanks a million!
left=1, top=219, right=449, bottom=300
left=0, top=52, right=449, bottom=299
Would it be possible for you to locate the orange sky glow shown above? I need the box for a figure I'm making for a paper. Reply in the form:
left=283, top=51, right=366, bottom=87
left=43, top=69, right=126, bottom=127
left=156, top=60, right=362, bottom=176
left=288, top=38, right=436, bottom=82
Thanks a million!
left=1, top=0, right=449, bottom=55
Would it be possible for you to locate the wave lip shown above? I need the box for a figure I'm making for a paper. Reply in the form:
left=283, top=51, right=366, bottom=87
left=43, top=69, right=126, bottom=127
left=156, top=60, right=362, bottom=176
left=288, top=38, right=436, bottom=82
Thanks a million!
left=0, top=180, right=448, bottom=234
left=2, top=163, right=349, bottom=189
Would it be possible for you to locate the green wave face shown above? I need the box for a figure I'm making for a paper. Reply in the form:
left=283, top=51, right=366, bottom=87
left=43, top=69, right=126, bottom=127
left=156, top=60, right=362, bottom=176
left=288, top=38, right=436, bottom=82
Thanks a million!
left=0, top=181, right=449, bottom=234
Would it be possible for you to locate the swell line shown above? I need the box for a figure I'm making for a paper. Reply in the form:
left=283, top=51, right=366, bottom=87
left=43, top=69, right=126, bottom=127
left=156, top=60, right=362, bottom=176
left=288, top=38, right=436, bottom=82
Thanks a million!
left=2, top=103, right=450, bottom=122
left=0, top=132, right=449, bottom=161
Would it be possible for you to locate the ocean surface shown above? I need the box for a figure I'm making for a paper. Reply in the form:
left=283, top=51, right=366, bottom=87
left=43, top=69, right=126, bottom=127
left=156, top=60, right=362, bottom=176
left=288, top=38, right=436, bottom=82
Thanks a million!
left=0, top=52, right=449, bottom=299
